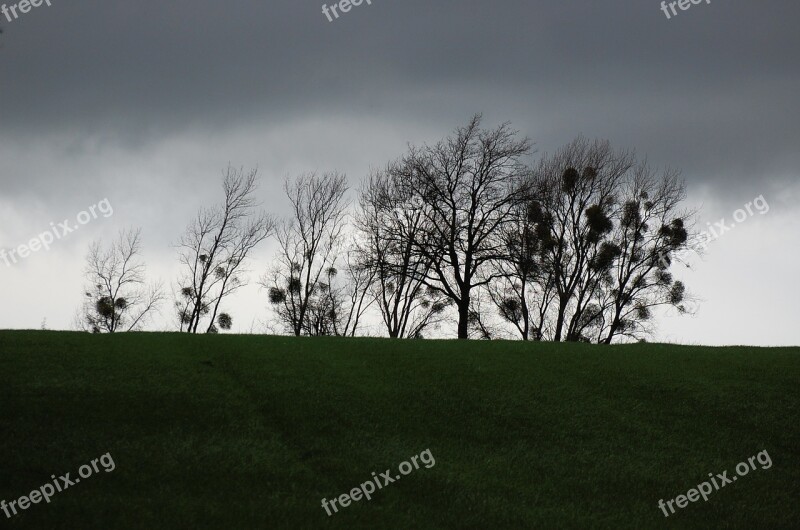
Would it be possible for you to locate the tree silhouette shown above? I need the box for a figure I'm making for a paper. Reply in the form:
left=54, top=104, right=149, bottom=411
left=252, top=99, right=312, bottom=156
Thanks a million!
left=176, top=166, right=274, bottom=333
left=78, top=229, right=163, bottom=333
left=263, top=172, right=351, bottom=336
left=389, top=115, right=532, bottom=339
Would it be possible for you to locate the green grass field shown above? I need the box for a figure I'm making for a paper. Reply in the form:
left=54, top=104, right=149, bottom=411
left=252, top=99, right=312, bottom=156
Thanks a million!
left=0, top=331, right=798, bottom=529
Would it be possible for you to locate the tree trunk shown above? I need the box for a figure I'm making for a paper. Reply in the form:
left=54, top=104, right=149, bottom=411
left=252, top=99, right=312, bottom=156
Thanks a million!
left=554, top=304, right=566, bottom=342
left=457, top=292, right=470, bottom=339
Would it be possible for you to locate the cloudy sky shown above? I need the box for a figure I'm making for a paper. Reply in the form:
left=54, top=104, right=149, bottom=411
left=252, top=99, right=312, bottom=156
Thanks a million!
left=1, top=0, right=798, bottom=345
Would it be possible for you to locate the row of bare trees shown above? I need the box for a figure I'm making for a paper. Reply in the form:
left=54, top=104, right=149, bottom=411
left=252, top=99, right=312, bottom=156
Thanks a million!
left=77, top=115, right=694, bottom=342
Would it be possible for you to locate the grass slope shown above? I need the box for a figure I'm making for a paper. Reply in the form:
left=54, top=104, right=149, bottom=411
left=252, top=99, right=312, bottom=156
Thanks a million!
left=0, top=331, right=798, bottom=529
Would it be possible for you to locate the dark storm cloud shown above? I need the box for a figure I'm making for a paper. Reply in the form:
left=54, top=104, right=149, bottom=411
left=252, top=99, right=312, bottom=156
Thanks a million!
left=1, top=0, right=798, bottom=191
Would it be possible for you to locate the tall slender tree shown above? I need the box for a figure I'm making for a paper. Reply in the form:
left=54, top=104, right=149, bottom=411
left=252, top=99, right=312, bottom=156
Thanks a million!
left=486, top=199, right=556, bottom=340
left=596, top=164, right=693, bottom=343
left=530, top=138, right=632, bottom=341
left=356, top=167, right=451, bottom=338
left=264, top=172, right=350, bottom=336
left=176, top=166, right=274, bottom=333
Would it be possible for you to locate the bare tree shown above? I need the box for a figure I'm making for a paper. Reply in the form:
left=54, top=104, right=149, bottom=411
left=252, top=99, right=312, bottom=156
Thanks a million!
left=264, top=172, right=349, bottom=336
left=531, top=138, right=633, bottom=342
left=393, top=115, right=533, bottom=339
left=356, top=167, right=451, bottom=338
left=331, top=248, right=377, bottom=337
left=595, top=164, right=694, bottom=343
left=79, top=228, right=163, bottom=333
left=519, top=137, right=695, bottom=343
left=302, top=248, right=376, bottom=337
left=175, top=166, right=274, bottom=334
left=487, top=199, right=556, bottom=340
left=466, top=291, right=502, bottom=340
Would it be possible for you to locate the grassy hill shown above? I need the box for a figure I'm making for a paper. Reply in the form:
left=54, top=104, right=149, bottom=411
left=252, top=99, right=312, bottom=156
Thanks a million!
left=0, top=331, right=798, bottom=529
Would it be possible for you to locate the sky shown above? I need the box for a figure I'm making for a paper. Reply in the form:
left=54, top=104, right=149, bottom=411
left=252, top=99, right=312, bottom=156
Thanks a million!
left=1, top=0, right=798, bottom=345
